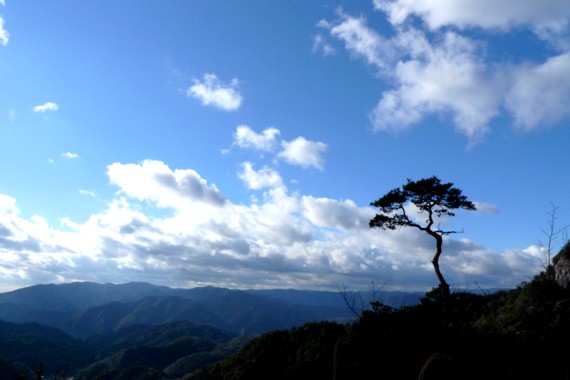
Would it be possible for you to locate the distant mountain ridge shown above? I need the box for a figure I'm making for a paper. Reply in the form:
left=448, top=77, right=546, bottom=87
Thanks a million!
left=0, top=282, right=423, bottom=338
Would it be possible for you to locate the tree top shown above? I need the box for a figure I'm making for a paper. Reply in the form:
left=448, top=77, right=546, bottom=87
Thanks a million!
left=369, top=176, right=476, bottom=232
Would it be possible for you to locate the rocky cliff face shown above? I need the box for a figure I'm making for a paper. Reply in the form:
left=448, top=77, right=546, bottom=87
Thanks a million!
left=554, top=242, right=570, bottom=289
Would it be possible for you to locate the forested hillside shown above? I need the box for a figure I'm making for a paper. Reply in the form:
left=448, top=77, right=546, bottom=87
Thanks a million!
left=192, top=264, right=570, bottom=380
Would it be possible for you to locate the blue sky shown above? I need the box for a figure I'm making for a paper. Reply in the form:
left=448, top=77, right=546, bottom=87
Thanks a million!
left=0, top=0, right=569, bottom=292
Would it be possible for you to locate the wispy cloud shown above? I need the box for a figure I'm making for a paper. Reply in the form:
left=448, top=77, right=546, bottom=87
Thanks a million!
left=312, top=34, right=336, bottom=56
left=33, top=102, right=59, bottom=113
left=473, top=202, right=499, bottom=215
left=187, top=73, right=242, bottom=111
left=61, top=152, right=79, bottom=159
left=78, top=189, right=96, bottom=198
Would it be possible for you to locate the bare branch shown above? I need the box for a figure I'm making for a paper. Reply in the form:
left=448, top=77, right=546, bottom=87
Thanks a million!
left=337, top=283, right=364, bottom=319
left=538, top=203, right=569, bottom=279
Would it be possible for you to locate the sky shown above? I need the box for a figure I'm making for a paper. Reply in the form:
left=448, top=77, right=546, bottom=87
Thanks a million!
left=0, top=0, right=569, bottom=293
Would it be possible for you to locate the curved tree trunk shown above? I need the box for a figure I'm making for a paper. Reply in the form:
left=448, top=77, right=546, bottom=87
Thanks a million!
left=428, top=230, right=451, bottom=301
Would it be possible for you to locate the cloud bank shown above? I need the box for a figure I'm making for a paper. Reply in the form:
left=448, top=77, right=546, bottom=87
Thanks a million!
left=0, top=155, right=543, bottom=292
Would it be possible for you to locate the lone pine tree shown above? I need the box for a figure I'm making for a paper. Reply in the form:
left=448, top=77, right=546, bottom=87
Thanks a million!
left=369, top=176, right=476, bottom=300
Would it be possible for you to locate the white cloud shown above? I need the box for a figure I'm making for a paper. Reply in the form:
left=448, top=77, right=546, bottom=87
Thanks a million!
left=33, top=102, right=59, bottom=113
left=238, top=162, right=283, bottom=190
left=328, top=12, right=393, bottom=73
left=373, top=0, right=570, bottom=37
left=0, top=160, right=544, bottom=291
left=278, top=137, right=328, bottom=170
left=62, top=152, right=79, bottom=159
left=234, top=125, right=280, bottom=152
left=0, top=16, right=8, bottom=46
left=302, top=197, right=373, bottom=230
left=107, top=160, right=225, bottom=209
left=0, top=194, right=18, bottom=215
left=371, top=29, right=499, bottom=143
left=187, top=73, right=242, bottom=111
left=233, top=125, right=329, bottom=171
left=322, top=5, right=570, bottom=143
left=505, top=52, right=570, bottom=130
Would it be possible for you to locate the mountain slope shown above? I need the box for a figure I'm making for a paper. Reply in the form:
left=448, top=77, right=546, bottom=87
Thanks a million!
left=0, top=282, right=356, bottom=338
left=68, top=296, right=224, bottom=338
left=75, top=321, right=248, bottom=380
left=0, top=320, right=94, bottom=376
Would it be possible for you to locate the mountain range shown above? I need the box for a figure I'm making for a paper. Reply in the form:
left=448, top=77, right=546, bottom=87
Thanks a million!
left=0, top=282, right=423, bottom=337
left=0, top=282, right=424, bottom=378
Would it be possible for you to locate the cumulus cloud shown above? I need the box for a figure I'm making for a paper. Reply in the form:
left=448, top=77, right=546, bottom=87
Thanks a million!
left=33, top=102, right=59, bottom=113
left=373, top=0, right=570, bottom=41
left=0, top=194, right=17, bottom=215
left=234, top=125, right=280, bottom=152
left=238, top=162, right=283, bottom=190
left=278, top=137, right=328, bottom=170
left=233, top=125, right=328, bottom=171
left=0, top=160, right=544, bottom=292
left=107, top=160, right=225, bottom=208
left=505, top=52, right=570, bottom=129
left=371, top=29, right=499, bottom=142
left=187, top=73, right=242, bottom=111
left=321, top=3, right=570, bottom=143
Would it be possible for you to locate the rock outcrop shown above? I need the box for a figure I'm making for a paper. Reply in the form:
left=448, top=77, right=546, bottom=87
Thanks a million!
left=553, top=242, right=570, bottom=289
